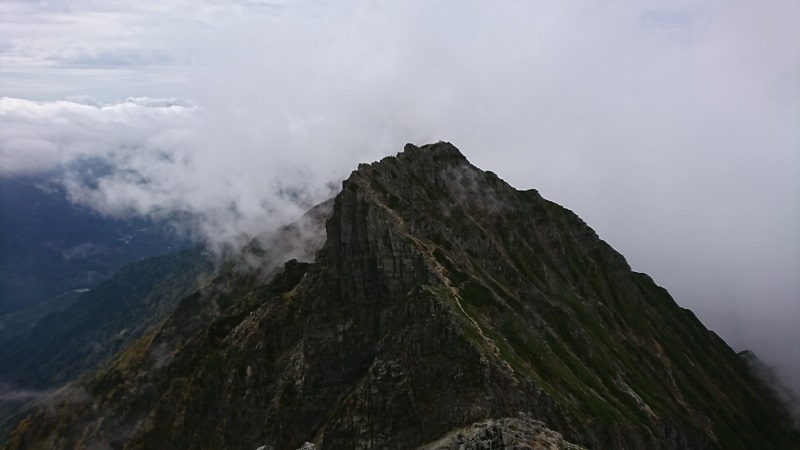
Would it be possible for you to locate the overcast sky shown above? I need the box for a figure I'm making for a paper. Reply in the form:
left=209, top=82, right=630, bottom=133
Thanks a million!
left=1, top=0, right=798, bottom=393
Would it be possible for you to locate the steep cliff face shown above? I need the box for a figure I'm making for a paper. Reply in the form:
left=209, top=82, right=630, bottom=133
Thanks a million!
left=6, top=142, right=797, bottom=450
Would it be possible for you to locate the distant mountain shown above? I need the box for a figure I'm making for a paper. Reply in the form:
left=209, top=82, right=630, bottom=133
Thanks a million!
left=0, top=247, right=214, bottom=389
left=5, top=143, right=797, bottom=449
left=0, top=246, right=215, bottom=441
left=0, top=175, right=188, bottom=337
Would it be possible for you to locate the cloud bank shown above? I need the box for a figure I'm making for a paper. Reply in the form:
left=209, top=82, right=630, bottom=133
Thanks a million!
left=0, top=96, right=337, bottom=247
left=1, top=0, right=798, bottom=395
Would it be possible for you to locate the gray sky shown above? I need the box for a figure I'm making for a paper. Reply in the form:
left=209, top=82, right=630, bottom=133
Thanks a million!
left=1, top=0, right=798, bottom=393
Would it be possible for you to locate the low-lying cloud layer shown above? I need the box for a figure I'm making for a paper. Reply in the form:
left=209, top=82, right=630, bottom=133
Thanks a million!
left=0, top=97, right=339, bottom=247
left=1, top=0, right=798, bottom=397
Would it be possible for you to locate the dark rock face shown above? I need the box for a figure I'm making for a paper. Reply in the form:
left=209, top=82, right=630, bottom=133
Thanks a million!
left=5, top=142, right=798, bottom=450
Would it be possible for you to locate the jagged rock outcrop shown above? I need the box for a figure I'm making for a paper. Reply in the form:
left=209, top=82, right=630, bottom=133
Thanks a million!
left=5, top=142, right=798, bottom=450
left=417, top=414, right=585, bottom=450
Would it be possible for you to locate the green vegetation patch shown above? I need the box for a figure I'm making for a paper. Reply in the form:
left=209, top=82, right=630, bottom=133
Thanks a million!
left=459, top=280, right=496, bottom=309
left=432, top=248, right=469, bottom=285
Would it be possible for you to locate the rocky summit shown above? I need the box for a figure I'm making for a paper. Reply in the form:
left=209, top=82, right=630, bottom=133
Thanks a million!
left=5, top=142, right=798, bottom=449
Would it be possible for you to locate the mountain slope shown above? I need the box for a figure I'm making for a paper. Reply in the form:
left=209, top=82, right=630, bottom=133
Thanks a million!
left=6, top=142, right=797, bottom=449
left=0, top=247, right=214, bottom=390
left=0, top=175, right=187, bottom=321
left=0, top=247, right=215, bottom=442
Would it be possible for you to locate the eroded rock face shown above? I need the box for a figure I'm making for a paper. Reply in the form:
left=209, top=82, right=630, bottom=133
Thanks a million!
left=6, top=142, right=798, bottom=450
left=417, top=414, right=586, bottom=450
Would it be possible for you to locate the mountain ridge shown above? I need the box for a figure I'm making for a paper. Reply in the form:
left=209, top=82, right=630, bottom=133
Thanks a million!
left=5, top=142, right=797, bottom=449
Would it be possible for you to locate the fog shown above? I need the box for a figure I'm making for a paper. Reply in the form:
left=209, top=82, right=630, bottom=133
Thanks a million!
left=1, top=0, right=798, bottom=397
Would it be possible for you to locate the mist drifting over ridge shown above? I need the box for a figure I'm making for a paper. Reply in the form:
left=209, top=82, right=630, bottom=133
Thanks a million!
left=1, top=0, right=798, bottom=403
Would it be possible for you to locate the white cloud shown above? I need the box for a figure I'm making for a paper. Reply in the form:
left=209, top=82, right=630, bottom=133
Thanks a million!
left=0, top=97, right=196, bottom=175
left=0, top=96, right=336, bottom=248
